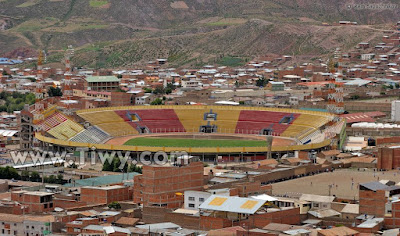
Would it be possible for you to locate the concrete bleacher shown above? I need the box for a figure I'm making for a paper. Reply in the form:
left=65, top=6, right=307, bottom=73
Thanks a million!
left=281, top=113, right=332, bottom=138
left=78, top=110, right=138, bottom=136
left=47, top=120, right=84, bottom=140
left=174, top=109, right=207, bottom=132
left=70, top=126, right=111, bottom=144
left=39, top=112, right=67, bottom=132
left=235, top=111, right=299, bottom=136
left=211, top=109, right=241, bottom=134
left=115, top=109, right=186, bottom=133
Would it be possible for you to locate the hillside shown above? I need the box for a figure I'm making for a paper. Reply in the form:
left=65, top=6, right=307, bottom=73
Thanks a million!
left=0, top=0, right=399, bottom=67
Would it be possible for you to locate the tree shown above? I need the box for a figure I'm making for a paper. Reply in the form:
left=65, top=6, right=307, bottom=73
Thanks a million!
left=153, top=86, right=165, bottom=95
left=68, top=163, right=78, bottom=169
left=108, top=201, right=121, bottom=210
left=143, top=88, right=152, bottom=93
left=45, top=175, right=57, bottom=184
left=128, top=164, right=142, bottom=174
left=21, top=170, right=30, bottom=181
left=151, top=98, right=163, bottom=105
left=30, top=171, right=41, bottom=182
left=56, top=174, right=64, bottom=184
left=256, top=78, right=268, bottom=87
left=102, top=159, right=113, bottom=172
left=0, top=166, right=20, bottom=180
left=166, top=82, right=176, bottom=90
left=112, top=157, right=122, bottom=172
left=47, top=87, right=63, bottom=97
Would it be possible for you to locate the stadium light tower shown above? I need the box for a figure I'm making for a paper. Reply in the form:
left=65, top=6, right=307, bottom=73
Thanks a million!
left=266, top=135, right=273, bottom=159
left=34, top=50, right=45, bottom=113
left=326, top=56, right=344, bottom=115
left=63, top=45, right=75, bottom=115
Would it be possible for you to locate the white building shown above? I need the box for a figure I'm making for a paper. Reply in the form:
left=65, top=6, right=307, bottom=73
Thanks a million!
left=184, top=191, right=211, bottom=210
left=392, top=100, right=400, bottom=122
left=135, top=95, right=150, bottom=105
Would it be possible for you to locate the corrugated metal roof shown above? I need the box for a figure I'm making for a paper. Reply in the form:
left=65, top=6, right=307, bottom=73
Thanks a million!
left=199, top=195, right=266, bottom=214
left=300, top=194, right=335, bottom=203
left=357, top=218, right=384, bottom=228
left=0, top=130, right=18, bottom=137
left=284, top=229, right=311, bottom=235
left=360, top=182, right=400, bottom=191
left=85, top=76, right=120, bottom=83
left=64, top=172, right=139, bottom=187
left=136, top=222, right=180, bottom=230
left=308, top=209, right=340, bottom=218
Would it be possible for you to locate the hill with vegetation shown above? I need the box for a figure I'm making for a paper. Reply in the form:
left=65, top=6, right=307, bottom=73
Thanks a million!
left=0, top=0, right=398, bottom=67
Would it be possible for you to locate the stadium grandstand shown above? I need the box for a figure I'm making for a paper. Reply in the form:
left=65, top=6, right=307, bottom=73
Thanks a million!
left=26, top=105, right=346, bottom=159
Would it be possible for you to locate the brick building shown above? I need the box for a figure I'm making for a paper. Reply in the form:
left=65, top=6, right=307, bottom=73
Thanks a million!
left=66, top=218, right=99, bottom=235
left=84, top=76, right=120, bottom=92
left=377, top=146, right=400, bottom=170
left=110, top=91, right=142, bottom=106
left=385, top=200, right=400, bottom=228
left=359, top=182, right=400, bottom=217
left=80, top=185, right=130, bottom=205
left=10, top=190, right=54, bottom=213
left=133, top=162, right=204, bottom=208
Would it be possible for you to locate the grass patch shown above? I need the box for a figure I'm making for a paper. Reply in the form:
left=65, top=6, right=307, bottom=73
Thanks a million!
left=16, top=0, right=40, bottom=8
left=11, top=19, right=58, bottom=32
left=206, top=18, right=247, bottom=26
left=217, top=56, right=245, bottom=67
left=124, top=137, right=267, bottom=147
left=89, top=0, right=108, bottom=7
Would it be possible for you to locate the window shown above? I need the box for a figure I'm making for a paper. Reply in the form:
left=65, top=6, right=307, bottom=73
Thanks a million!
left=2, top=229, right=4, bottom=234
left=199, top=198, right=205, bottom=202
left=13, top=231, right=16, bottom=236
left=188, top=203, right=195, bottom=208
left=188, top=197, right=195, bottom=201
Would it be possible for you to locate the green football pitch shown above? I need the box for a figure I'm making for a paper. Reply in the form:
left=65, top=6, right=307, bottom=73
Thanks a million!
left=124, top=137, right=268, bottom=147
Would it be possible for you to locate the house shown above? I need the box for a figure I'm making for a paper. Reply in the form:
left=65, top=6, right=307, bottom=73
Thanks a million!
left=135, top=95, right=151, bottom=105
left=184, top=191, right=211, bottom=210
left=299, top=194, right=335, bottom=210
left=82, top=225, right=131, bottom=235
left=199, top=195, right=300, bottom=229
left=84, top=76, right=120, bottom=92
left=267, top=81, right=285, bottom=91
left=317, top=226, right=359, bottom=236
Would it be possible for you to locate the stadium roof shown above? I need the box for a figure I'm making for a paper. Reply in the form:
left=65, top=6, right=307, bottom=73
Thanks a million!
left=64, top=172, right=139, bottom=187
left=199, top=195, right=266, bottom=214
left=85, top=76, right=120, bottom=83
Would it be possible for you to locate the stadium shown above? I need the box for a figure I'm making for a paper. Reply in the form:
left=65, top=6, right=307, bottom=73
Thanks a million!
left=32, top=105, right=346, bottom=161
